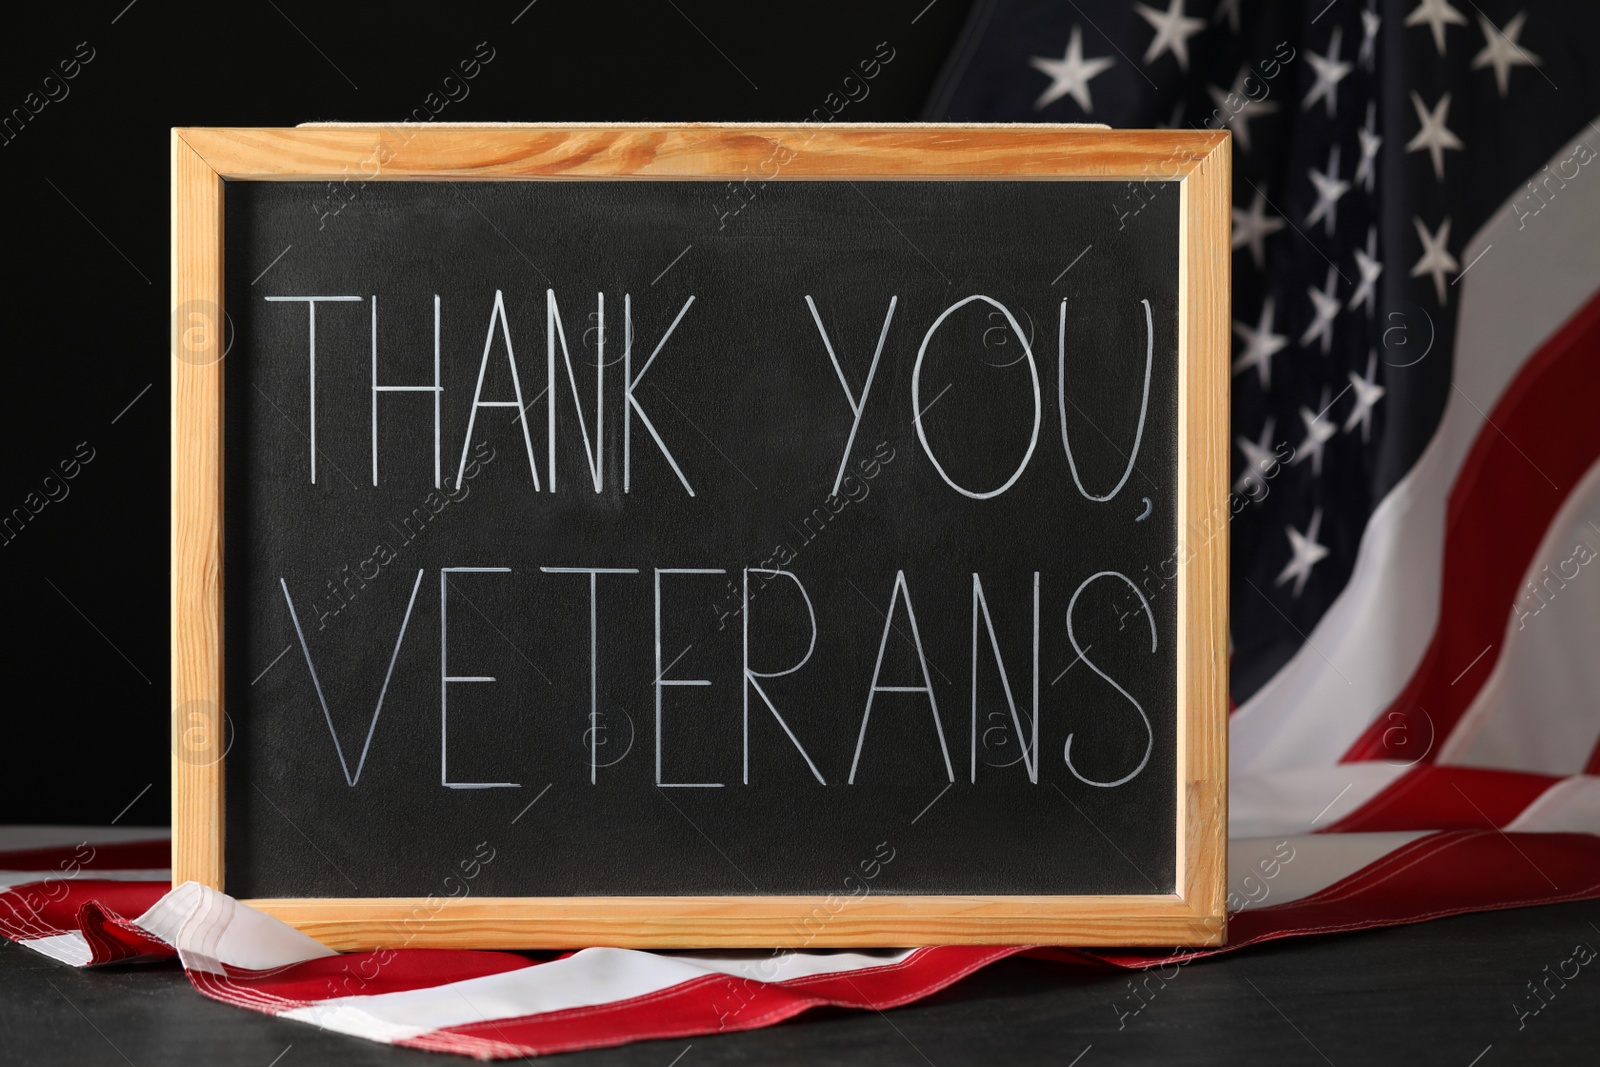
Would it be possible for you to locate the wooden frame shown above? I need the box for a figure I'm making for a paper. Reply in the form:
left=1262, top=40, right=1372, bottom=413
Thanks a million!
left=173, top=124, right=1229, bottom=950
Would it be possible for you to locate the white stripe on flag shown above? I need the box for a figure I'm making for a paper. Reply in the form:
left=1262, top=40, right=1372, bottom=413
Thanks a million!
left=18, top=931, right=93, bottom=967
left=1230, top=832, right=1430, bottom=910
left=656, top=947, right=919, bottom=981
left=1229, top=764, right=1409, bottom=837
left=1232, top=120, right=1600, bottom=773
left=134, top=882, right=337, bottom=974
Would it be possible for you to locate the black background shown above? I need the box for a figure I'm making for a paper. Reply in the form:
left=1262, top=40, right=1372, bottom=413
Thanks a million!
left=220, top=177, right=1179, bottom=897
left=0, top=0, right=978, bottom=828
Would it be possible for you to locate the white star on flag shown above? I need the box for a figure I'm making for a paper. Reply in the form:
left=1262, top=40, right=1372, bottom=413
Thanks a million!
left=1135, top=0, right=1206, bottom=72
left=1293, top=388, right=1338, bottom=477
left=1355, top=101, right=1382, bottom=192
left=1276, top=507, right=1330, bottom=597
left=1349, top=227, right=1383, bottom=317
left=1213, top=0, right=1241, bottom=34
left=1028, top=26, right=1116, bottom=112
left=1405, top=0, right=1467, bottom=56
left=1406, top=90, right=1464, bottom=182
left=1233, top=296, right=1288, bottom=388
left=1360, top=3, right=1381, bottom=71
left=1209, top=69, right=1279, bottom=154
left=1301, top=265, right=1341, bottom=354
left=1233, top=186, right=1284, bottom=270
left=1234, top=417, right=1279, bottom=496
left=1306, top=144, right=1351, bottom=237
left=1344, top=352, right=1386, bottom=441
left=1471, top=12, right=1541, bottom=98
left=1411, top=215, right=1459, bottom=304
left=1303, top=26, right=1353, bottom=119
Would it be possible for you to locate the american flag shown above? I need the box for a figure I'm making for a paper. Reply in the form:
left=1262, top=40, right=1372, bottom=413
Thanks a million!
left=6, top=1, right=1600, bottom=1056
left=921, top=0, right=1600, bottom=966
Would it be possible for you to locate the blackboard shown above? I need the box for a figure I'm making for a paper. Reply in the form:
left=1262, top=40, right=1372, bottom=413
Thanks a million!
left=173, top=125, right=1229, bottom=948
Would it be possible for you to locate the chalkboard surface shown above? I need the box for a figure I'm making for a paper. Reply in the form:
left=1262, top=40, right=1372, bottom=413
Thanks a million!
left=219, top=173, right=1184, bottom=902
left=220, top=175, right=1180, bottom=901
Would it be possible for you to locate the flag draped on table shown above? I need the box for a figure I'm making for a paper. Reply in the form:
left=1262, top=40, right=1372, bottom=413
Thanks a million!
left=6, top=822, right=1600, bottom=1056
left=6, top=0, right=1600, bottom=1057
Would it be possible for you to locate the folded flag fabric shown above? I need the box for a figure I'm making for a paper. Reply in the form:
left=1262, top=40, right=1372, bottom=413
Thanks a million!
left=10, top=0, right=1600, bottom=1059
left=5, top=810, right=1599, bottom=1058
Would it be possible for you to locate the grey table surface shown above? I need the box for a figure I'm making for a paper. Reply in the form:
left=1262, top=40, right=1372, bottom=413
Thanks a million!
left=2, top=900, right=1597, bottom=1066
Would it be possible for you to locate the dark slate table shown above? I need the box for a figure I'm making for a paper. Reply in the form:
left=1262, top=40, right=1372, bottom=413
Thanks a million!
left=3, top=900, right=1596, bottom=1065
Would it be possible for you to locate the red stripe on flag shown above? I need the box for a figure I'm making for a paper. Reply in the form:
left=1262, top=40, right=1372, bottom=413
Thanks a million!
left=1342, top=287, right=1600, bottom=764
left=78, top=901, right=178, bottom=965
left=0, top=879, right=169, bottom=943
left=0, top=839, right=169, bottom=872
left=1321, top=765, right=1561, bottom=832
left=1225, top=829, right=1600, bottom=943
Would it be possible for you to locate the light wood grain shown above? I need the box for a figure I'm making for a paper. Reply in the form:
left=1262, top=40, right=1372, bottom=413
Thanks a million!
left=176, top=124, right=1223, bottom=181
left=172, top=124, right=1230, bottom=948
left=171, top=132, right=226, bottom=888
left=248, top=894, right=1226, bottom=951
left=1178, top=135, right=1232, bottom=934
